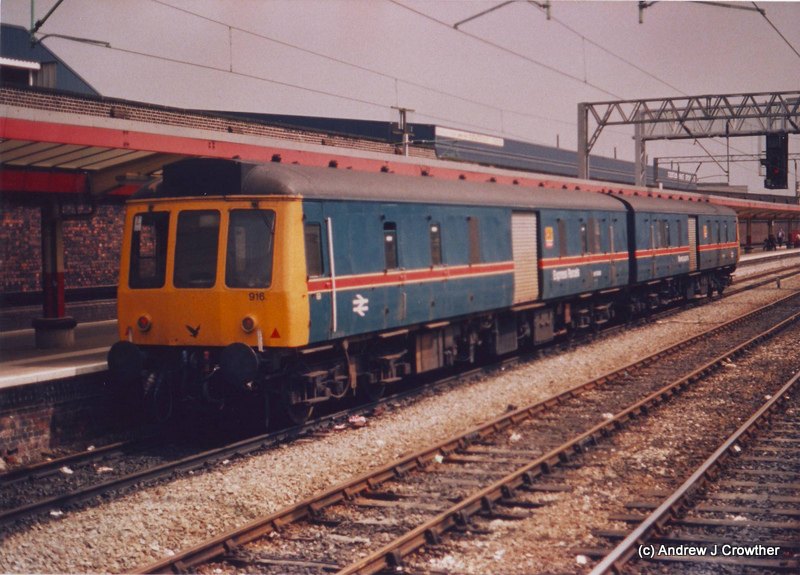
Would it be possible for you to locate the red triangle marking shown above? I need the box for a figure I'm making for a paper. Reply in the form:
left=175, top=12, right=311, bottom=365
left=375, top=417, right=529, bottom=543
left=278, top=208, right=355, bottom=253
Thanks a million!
left=270, top=328, right=281, bottom=339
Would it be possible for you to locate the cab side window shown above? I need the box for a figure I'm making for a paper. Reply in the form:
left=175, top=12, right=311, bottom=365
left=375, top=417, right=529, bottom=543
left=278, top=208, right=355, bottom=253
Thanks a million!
left=304, top=223, right=324, bottom=277
left=129, top=212, right=169, bottom=289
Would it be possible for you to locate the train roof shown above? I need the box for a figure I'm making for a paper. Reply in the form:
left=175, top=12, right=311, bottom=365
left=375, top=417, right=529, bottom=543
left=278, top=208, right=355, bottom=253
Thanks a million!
left=139, top=158, right=734, bottom=218
left=617, top=194, right=736, bottom=217
left=142, top=158, right=626, bottom=212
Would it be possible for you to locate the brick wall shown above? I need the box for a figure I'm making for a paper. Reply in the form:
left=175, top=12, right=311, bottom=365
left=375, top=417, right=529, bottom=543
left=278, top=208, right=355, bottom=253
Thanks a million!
left=0, top=202, right=42, bottom=292
left=62, top=205, right=124, bottom=288
left=0, top=201, right=124, bottom=294
left=0, top=374, right=127, bottom=465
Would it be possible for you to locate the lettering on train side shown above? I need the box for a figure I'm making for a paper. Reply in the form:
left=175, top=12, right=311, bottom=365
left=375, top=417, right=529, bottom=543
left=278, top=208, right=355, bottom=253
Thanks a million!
left=552, top=268, right=581, bottom=281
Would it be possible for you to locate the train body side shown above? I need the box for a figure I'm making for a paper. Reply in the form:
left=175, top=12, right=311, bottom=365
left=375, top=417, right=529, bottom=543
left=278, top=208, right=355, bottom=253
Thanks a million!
left=116, top=161, right=739, bottom=351
left=619, top=195, right=738, bottom=287
left=301, top=199, right=637, bottom=344
left=109, top=158, right=739, bottom=426
left=537, top=208, right=630, bottom=299
left=302, top=199, right=514, bottom=344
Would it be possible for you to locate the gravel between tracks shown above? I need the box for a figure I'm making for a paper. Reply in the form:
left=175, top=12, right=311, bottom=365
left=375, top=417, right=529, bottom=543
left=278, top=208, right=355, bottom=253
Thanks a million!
left=1, top=276, right=799, bottom=574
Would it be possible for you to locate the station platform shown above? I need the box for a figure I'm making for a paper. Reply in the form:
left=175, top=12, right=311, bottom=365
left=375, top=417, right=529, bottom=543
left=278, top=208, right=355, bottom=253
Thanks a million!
left=0, top=320, right=117, bottom=391
left=0, top=246, right=799, bottom=393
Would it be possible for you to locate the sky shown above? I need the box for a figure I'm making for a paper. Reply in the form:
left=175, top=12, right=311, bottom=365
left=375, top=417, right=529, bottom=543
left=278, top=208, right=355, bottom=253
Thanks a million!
left=2, top=0, right=799, bottom=194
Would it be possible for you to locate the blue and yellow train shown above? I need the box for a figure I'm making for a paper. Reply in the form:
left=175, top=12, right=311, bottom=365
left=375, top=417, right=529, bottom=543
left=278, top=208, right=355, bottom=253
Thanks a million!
left=108, top=158, right=738, bottom=425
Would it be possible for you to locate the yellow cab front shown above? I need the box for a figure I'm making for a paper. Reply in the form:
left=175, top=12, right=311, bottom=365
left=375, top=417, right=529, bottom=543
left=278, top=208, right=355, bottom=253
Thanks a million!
left=116, top=196, right=310, bottom=351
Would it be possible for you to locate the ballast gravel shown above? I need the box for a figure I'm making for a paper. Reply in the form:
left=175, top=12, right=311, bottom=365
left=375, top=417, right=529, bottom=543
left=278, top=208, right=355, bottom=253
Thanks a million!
left=0, top=268, right=798, bottom=574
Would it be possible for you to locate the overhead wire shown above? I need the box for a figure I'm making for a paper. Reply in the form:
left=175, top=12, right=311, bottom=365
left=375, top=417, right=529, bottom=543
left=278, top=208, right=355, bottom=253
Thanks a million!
left=32, top=0, right=570, bottom=144
left=431, top=0, right=758, bottom=177
left=148, top=0, right=571, bottom=133
left=390, top=0, right=758, bottom=180
left=38, top=0, right=674, bottom=144
left=38, top=0, right=789, bottom=182
left=387, top=0, right=624, bottom=99
left=524, top=2, right=687, bottom=95
left=751, top=2, right=800, bottom=60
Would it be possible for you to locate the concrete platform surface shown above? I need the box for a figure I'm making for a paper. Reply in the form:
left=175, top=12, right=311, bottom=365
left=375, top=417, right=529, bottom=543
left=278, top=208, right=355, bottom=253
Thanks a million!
left=0, top=320, right=117, bottom=390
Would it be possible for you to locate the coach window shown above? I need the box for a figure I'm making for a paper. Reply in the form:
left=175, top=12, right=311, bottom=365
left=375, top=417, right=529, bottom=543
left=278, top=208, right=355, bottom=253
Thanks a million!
left=580, top=221, right=589, bottom=255
left=589, top=217, right=601, bottom=253
left=430, top=222, right=443, bottom=266
left=225, top=210, right=275, bottom=288
left=384, top=222, right=399, bottom=270
left=129, top=212, right=169, bottom=289
left=592, top=218, right=606, bottom=254
left=557, top=219, right=567, bottom=258
left=174, top=210, right=220, bottom=288
left=468, top=217, right=481, bottom=264
left=609, top=221, right=616, bottom=253
left=304, top=222, right=324, bottom=277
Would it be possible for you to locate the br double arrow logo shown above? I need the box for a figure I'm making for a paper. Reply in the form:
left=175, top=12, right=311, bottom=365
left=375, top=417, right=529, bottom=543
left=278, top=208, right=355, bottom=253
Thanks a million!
left=352, top=294, right=369, bottom=317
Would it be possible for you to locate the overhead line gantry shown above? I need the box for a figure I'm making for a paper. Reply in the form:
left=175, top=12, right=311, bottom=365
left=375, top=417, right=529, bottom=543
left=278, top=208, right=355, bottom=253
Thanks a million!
left=578, top=90, right=800, bottom=186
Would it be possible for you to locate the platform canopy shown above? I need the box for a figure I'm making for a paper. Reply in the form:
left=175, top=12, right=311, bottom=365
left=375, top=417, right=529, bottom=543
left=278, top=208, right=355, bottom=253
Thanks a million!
left=2, top=86, right=800, bottom=223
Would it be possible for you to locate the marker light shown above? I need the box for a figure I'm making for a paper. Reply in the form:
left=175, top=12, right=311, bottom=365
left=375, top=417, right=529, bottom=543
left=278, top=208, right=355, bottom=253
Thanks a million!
left=241, top=316, right=256, bottom=333
left=137, top=315, right=152, bottom=332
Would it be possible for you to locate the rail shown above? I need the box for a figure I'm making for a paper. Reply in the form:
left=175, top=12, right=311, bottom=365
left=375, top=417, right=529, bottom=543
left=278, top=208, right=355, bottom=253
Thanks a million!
left=589, top=370, right=800, bottom=575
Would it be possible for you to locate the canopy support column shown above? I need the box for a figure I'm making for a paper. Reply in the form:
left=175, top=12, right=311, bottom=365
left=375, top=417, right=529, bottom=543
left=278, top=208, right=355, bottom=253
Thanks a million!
left=33, top=199, right=76, bottom=348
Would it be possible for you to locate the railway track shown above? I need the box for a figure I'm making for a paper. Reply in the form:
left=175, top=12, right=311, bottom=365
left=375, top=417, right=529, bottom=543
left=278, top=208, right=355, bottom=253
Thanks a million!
left=1, top=267, right=796, bottom=530
left=0, top=394, right=420, bottom=527
left=133, top=290, right=800, bottom=574
left=590, top=372, right=800, bottom=574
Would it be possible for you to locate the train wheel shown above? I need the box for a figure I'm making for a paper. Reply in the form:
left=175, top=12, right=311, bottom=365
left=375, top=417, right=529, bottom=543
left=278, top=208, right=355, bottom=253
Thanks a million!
left=284, top=402, right=313, bottom=427
left=144, top=371, right=173, bottom=424
left=357, top=382, right=386, bottom=403
left=275, top=381, right=313, bottom=426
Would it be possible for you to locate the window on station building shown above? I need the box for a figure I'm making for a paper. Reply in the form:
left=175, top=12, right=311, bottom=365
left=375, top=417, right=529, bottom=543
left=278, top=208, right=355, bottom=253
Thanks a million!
left=174, top=210, right=220, bottom=288
left=129, top=212, right=169, bottom=289
left=430, top=222, right=443, bottom=266
left=225, top=210, right=275, bottom=288
left=32, top=63, right=57, bottom=89
left=304, top=222, right=324, bottom=277
left=384, top=222, right=399, bottom=270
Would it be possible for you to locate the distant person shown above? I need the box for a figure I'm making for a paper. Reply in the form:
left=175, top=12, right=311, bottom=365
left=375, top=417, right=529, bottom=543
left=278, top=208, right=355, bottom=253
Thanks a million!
left=777, top=228, right=785, bottom=248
